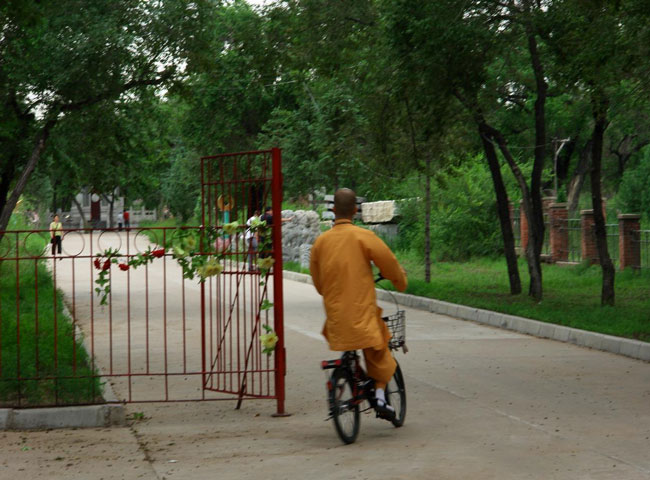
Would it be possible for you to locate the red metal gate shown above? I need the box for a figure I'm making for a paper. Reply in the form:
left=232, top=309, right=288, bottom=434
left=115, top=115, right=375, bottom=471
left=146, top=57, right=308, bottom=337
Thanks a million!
left=0, top=149, right=285, bottom=413
left=200, top=148, right=286, bottom=415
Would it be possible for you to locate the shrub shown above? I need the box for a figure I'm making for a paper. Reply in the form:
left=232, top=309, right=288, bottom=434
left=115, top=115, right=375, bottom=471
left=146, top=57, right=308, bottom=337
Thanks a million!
left=395, top=160, right=502, bottom=261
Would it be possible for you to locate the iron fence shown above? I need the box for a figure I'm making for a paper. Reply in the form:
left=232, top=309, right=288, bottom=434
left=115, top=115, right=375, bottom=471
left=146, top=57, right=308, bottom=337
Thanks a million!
left=512, top=207, right=521, bottom=251
left=565, top=218, right=582, bottom=262
left=542, top=214, right=551, bottom=256
left=636, top=230, right=650, bottom=269
left=0, top=149, right=286, bottom=411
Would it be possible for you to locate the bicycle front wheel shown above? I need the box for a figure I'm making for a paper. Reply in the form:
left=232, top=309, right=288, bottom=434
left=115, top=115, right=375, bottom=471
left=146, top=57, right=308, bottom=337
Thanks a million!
left=386, top=362, right=406, bottom=427
left=330, top=368, right=360, bottom=444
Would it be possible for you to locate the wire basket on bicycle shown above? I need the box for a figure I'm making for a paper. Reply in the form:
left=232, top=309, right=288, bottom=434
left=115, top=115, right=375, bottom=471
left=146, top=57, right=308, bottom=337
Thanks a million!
left=383, top=310, right=406, bottom=350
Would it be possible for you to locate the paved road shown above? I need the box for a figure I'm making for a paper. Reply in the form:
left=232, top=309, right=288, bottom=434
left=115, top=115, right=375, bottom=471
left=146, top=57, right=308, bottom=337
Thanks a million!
left=1, top=235, right=649, bottom=479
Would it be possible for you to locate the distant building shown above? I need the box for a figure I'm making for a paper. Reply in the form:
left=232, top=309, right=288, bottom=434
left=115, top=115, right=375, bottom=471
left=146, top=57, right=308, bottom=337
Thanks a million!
left=62, top=188, right=156, bottom=228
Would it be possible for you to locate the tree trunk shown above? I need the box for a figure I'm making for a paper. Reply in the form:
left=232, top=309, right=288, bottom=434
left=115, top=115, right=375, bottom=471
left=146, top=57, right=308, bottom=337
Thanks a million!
left=590, top=94, right=615, bottom=306
left=102, top=192, right=116, bottom=228
left=526, top=29, right=548, bottom=301
left=424, top=155, right=431, bottom=283
left=567, top=140, right=592, bottom=215
left=0, top=119, right=57, bottom=238
left=479, top=123, right=521, bottom=294
left=0, top=160, right=16, bottom=227
left=482, top=122, right=543, bottom=300
left=71, top=196, right=88, bottom=228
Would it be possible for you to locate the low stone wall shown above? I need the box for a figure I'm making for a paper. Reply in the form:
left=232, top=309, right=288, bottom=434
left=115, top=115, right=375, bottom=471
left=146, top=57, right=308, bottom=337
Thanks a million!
left=281, top=210, right=320, bottom=265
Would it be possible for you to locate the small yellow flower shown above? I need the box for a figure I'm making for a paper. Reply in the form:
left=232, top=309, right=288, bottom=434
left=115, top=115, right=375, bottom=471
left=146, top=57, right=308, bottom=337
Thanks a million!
left=257, top=257, right=275, bottom=270
left=260, top=332, right=278, bottom=353
left=223, top=221, right=239, bottom=236
left=198, top=259, right=223, bottom=279
left=184, top=236, right=196, bottom=251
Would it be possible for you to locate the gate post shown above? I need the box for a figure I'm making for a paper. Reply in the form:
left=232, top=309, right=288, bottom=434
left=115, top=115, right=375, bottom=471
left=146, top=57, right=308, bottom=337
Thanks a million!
left=271, top=147, right=288, bottom=416
left=549, top=203, right=569, bottom=262
left=619, top=214, right=641, bottom=270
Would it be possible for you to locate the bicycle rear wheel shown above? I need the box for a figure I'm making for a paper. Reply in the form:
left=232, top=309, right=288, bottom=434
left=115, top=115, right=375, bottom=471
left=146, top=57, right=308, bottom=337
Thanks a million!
left=330, top=368, right=360, bottom=444
left=386, top=362, right=406, bottom=427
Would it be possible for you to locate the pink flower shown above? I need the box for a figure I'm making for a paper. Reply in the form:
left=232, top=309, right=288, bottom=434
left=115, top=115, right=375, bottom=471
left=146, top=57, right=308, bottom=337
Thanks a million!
left=118, top=263, right=130, bottom=271
left=93, top=258, right=101, bottom=270
left=102, top=259, right=111, bottom=271
left=152, top=248, right=165, bottom=258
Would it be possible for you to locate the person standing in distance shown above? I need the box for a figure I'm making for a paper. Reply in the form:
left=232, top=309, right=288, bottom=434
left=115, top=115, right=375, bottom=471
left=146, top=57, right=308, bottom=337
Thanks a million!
left=50, top=214, right=63, bottom=257
left=309, top=188, right=407, bottom=418
left=259, top=206, right=292, bottom=258
left=123, top=209, right=130, bottom=228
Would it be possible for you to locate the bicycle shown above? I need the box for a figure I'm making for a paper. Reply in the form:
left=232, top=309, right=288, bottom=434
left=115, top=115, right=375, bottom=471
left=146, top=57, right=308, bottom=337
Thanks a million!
left=321, top=276, right=407, bottom=444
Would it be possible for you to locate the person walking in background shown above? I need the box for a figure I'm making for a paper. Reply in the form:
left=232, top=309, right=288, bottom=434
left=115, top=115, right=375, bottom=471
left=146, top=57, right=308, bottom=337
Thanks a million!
left=245, top=210, right=260, bottom=271
left=259, top=206, right=292, bottom=258
left=117, top=211, right=124, bottom=230
left=123, top=209, right=130, bottom=228
left=50, top=214, right=63, bottom=257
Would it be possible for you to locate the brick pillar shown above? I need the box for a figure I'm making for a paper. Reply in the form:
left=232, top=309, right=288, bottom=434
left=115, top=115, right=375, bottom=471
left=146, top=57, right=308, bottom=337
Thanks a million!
left=520, top=201, right=529, bottom=252
left=619, top=214, right=641, bottom=270
left=581, top=209, right=599, bottom=264
left=549, top=203, right=568, bottom=262
left=542, top=196, right=557, bottom=213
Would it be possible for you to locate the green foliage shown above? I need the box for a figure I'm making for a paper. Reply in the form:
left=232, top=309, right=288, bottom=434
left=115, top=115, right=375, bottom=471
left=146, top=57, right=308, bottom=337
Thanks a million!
left=618, top=147, right=650, bottom=219
left=431, top=160, right=502, bottom=260
left=393, top=160, right=502, bottom=261
left=161, top=141, right=201, bottom=222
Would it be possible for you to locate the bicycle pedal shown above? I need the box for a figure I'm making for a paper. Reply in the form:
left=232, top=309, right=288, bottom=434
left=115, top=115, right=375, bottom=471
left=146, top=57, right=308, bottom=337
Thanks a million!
left=375, top=409, right=396, bottom=421
left=374, top=403, right=396, bottom=421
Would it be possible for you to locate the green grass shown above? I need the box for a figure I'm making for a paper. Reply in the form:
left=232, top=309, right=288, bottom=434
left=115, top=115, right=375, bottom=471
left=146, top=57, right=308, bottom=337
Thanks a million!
left=0, top=223, right=103, bottom=406
left=284, top=261, right=310, bottom=274
left=139, top=217, right=189, bottom=228
left=286, top=250, right=650, bottom=342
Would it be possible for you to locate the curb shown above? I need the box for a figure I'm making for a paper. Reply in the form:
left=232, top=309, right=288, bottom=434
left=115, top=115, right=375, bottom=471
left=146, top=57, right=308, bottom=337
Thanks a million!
left=283, top=270, right=650, bottom=363
left=0, top=404, right=125, bottom=430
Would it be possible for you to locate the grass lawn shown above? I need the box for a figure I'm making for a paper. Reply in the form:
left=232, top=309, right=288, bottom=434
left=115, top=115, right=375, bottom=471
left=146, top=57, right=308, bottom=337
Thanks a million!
left=0, top=225, right=103, bottom=406
left=286, top=255, right=650, bottom=342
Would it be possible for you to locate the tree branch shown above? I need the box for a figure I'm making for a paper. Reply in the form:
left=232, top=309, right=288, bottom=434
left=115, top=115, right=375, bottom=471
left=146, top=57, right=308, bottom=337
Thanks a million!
left=60, top=67, right=176, bottom=113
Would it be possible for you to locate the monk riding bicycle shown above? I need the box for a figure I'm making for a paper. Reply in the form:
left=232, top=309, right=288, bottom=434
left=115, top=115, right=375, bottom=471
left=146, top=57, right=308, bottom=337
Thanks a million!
left=321, top=275, right=407, bottom=444
left=310, top=188, right=408, bottom=444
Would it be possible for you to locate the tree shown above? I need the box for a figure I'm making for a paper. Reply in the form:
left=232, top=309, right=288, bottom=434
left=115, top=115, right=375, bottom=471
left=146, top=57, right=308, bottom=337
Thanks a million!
left=379, top=0, right=524, bottom=294
left=543, top=0, right=646, bottom=305
left=0, top=0, right=214, bottom=235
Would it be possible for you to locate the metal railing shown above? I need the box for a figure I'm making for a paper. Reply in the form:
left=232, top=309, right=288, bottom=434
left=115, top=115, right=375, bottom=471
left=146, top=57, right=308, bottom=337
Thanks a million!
left=512, top=207, right=521, bottom=250
left=636, top=230, right=650, bottom=269
left=565, top=218, right=582, bottom=263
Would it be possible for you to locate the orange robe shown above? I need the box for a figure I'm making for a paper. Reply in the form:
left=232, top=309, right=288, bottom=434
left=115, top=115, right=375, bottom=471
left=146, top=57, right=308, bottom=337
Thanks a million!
left=310, top=219, right=408, bottom=352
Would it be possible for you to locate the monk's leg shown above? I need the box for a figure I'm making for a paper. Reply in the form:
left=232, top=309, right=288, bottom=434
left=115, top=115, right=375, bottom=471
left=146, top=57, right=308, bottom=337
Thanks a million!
left=362, top=345, right=396, bottom=390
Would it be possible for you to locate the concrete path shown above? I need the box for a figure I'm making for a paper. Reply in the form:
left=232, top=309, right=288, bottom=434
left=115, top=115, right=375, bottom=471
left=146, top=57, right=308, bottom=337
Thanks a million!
left=1, top=234, right=649, bottom=479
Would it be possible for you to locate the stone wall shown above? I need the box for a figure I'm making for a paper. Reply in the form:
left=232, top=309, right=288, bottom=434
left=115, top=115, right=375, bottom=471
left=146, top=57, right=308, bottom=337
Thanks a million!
left=281, top=210, right=321, bottom=265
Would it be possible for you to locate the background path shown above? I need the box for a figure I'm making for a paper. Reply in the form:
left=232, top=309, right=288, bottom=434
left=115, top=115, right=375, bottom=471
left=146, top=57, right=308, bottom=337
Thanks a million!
left=1, top=236, right=648, bottom=479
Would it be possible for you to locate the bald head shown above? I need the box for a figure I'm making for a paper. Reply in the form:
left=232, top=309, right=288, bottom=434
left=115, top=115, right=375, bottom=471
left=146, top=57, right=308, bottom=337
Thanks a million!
left=333, top=188, right=357, bottom=219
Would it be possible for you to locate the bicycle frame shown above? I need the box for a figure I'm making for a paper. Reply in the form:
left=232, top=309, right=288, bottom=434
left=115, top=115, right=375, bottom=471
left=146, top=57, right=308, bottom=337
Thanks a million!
left=322, top=351, right=375, bottom=415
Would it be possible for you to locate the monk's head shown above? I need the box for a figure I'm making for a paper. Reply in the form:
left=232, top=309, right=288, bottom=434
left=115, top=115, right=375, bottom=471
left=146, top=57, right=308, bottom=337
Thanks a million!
left=333, top=188, right=357, bottom=220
